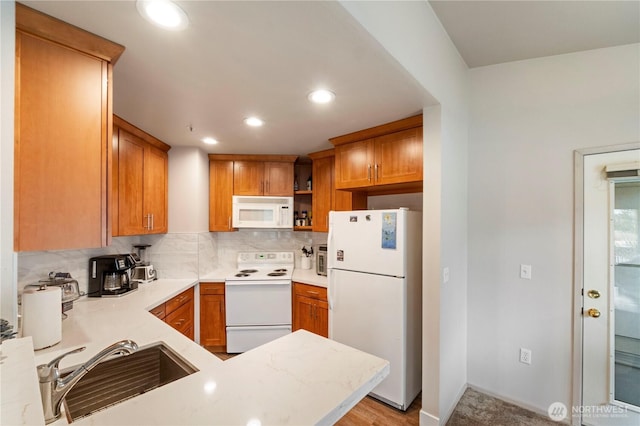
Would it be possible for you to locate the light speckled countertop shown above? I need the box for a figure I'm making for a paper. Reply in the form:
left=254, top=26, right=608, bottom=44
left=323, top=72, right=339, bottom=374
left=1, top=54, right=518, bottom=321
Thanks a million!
left=1, top=278, right=387, bottom=425
left=293, top=268, right=328, bottom=288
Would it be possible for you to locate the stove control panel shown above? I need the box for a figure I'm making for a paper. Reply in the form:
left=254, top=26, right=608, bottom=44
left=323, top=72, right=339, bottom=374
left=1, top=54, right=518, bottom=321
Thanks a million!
left=237, top=251, right=294, bottom=265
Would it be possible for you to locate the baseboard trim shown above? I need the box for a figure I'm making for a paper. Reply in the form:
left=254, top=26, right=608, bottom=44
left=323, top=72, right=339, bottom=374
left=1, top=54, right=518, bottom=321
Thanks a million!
left=440, top=383, right=469, bottom=424
left=419, top=409, right=438, bottom=426
left=419, top=383, right=468, bottom=425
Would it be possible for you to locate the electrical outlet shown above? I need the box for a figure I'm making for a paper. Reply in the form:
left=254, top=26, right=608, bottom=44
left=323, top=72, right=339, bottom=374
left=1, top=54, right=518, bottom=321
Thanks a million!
left=520, top=264, right=532, bottom=280
left=520, top=348, right=532, bottom=365
left=443, top=267, right=450, bottom=283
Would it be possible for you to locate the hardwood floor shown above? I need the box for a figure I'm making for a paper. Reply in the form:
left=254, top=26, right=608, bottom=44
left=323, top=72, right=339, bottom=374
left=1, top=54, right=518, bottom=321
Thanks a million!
left=337, top=393, right=421, bottom=426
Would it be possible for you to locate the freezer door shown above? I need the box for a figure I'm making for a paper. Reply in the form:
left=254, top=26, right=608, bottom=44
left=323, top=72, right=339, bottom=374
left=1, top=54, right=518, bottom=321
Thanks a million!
left=328, top=269, right=407, bottom=408
left=328, top=209, right=406, bottom=277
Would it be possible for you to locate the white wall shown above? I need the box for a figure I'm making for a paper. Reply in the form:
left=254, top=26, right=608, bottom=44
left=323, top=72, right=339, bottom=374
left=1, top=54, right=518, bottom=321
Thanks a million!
left=0, top=0, right=17, bottom=327
left=339, top=1, right=470, bottom=424
left=168, top=147, right=210, bottom=233
left=467, top=44, right=640, bottom=413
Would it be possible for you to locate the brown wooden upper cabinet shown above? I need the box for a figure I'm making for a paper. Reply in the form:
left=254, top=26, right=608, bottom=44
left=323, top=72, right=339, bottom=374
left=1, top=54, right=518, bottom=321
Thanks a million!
left=209, top=160, right=235, bottom=232
left=14, top=4, right=124, bottom=251
left=307, top=149, right=366, bottom=232
left=331, top=115, right=423, bottom=192
left=113, top=116, right=170, bottom=236
left=233, top=161, right=295, bottom=196
left=208, top=154, right=297, bottom=231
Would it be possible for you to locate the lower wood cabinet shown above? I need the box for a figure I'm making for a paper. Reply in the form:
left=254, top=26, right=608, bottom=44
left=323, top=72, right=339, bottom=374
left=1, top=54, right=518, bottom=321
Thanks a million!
left=200, top=282, right=226, bottom=351
left=149, top=287, right=194, bottom=340
left=292, top=282, right=328, bottom=338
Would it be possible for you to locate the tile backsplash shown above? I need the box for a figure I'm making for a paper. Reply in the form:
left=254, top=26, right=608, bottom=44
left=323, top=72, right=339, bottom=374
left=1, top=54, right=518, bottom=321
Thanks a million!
left=17, top=231, right=327, bottom=295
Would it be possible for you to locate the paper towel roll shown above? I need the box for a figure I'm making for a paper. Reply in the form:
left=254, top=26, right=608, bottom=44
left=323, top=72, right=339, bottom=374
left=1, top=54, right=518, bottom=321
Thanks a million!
left=22, top=286, right=61, bottom=350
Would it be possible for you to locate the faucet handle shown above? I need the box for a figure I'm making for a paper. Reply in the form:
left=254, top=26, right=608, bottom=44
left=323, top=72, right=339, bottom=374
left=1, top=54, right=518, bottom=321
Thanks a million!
left=37, top=346, right=86, bottom=382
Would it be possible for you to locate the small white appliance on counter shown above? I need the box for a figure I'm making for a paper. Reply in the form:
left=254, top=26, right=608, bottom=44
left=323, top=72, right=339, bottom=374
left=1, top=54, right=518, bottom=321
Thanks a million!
left=232, top=195, right=293, bottom=229
left=328, top=208, right=422, bottom=410
left=225, top=251, right=294, bottom=353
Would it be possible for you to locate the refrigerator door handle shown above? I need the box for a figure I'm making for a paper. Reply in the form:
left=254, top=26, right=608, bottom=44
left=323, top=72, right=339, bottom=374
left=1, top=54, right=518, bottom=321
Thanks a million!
left=328, top=268, right=335, bottom=311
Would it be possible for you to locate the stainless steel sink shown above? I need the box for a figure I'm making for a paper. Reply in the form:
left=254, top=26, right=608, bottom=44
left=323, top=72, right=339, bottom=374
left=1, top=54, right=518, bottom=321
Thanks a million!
left=60, top=342, right=198, bottom=422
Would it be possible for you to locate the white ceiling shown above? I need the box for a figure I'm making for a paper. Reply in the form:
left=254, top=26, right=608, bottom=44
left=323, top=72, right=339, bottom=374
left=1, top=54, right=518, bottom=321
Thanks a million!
left=429, top=0, right=640, bottom=68
left=20, top=1, right=640, bottom=156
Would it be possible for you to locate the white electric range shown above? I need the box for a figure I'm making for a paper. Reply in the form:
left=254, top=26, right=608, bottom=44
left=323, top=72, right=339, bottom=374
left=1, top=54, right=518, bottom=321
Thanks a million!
left=225, top=251, right=294, bottom=353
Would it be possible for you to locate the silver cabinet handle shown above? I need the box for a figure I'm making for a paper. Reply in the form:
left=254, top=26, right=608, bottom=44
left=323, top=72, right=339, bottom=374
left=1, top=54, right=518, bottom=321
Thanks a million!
left=375, top=164, right=379, bottom=181
left=367, top=164, right=372, bottom=181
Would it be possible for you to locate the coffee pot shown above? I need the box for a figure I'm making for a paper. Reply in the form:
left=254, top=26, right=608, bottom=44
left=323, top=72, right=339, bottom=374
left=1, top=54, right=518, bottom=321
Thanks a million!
left=88, top=254, right=137, bottom=297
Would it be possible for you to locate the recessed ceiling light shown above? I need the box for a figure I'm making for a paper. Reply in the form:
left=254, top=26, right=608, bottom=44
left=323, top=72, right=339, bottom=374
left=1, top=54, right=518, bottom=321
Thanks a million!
left=202, top=137, right=218, bottom=145
left=136, top=0, right=189, bottom=31
left=308, top=89, right=335, bottom=104
left=244, top=117, right=264, bottom=127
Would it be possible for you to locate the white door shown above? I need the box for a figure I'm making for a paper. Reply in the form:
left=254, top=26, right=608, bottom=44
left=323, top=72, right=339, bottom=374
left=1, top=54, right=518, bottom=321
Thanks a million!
left=582, top=149, right=640, bottom=426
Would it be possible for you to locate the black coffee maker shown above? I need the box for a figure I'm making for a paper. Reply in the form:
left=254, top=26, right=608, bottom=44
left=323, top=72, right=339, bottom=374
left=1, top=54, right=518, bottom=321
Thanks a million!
left=88, top=254, right=138, bottom=297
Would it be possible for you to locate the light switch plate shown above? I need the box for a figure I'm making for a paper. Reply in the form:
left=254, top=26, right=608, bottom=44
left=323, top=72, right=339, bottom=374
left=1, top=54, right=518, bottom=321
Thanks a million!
left=443, top=267, right=450, bottom=283
left=520, top=264, right=532, bottom=280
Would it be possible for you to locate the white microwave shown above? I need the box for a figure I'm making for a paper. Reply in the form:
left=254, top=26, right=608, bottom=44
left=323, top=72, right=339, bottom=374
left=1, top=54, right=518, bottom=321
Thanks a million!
left=232, top=196, right=294, bottom=229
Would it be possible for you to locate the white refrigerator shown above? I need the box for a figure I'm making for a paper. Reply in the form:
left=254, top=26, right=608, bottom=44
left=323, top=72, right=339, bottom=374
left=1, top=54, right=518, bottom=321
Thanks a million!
left=328, top=208, right=422, bottom=411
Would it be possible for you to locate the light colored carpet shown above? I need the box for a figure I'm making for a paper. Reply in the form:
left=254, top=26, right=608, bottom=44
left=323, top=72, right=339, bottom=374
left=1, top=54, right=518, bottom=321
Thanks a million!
left=446, top=388, right=558, bottom=426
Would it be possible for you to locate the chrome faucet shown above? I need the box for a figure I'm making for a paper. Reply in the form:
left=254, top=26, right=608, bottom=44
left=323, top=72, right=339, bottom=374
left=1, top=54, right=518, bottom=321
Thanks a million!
left=37, top=339, right=138, bottom=424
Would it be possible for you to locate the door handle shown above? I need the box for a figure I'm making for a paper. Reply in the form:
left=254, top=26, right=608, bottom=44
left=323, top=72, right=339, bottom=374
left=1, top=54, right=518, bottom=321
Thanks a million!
left=367, top=164, right=371, bottom=181
left=586, top=308, right=601, bottom=318
left=587, top=289, right=601, bottom=299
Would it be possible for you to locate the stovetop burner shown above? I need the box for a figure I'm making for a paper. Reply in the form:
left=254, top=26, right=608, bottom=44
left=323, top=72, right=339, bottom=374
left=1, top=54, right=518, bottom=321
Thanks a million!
left=227, top=251, right=295, bottom=282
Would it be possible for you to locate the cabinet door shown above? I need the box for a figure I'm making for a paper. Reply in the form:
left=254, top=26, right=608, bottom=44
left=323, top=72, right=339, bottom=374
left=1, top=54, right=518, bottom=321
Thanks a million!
left=233, top=161, right=264, bottom=195
left=165, top=300, right=194, bottom=340
left=264, top=162, right=294, bottom=196
left=334, top=139, right=375, bottom=189
left=374, top=127, right=423, bottom=185
left=15, top=32, right=108, bottom=251
left=200, top=283, right=226, bottom=348
left=312, top=156, right=333, bottom=232
left=209, top=160, right=235, bottom=231
left=315, top=300, right=329, bottom=338
left=117, top=130, right=146, bottom=236
left=144, top=145, right=168, bottom=233
left=293, top=295, right=317, bottom=334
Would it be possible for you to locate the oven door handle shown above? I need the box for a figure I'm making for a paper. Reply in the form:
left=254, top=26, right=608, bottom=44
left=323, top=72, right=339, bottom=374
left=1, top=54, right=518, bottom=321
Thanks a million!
left=225, top=281, right=291, bottom=286
left=226, top=325, right=292, bottom=331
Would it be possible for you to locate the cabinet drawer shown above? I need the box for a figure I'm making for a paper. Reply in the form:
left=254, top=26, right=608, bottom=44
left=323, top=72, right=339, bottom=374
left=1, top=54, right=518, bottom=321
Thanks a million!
left=165, top=287, right=194, bottom=314
left=294, top=282, right=327, bottom=301
left=200, top=282, right=225, bottom=295
left=165, top=300, right=194, bottom=338
left=149, top=303, right=166, bottom=320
